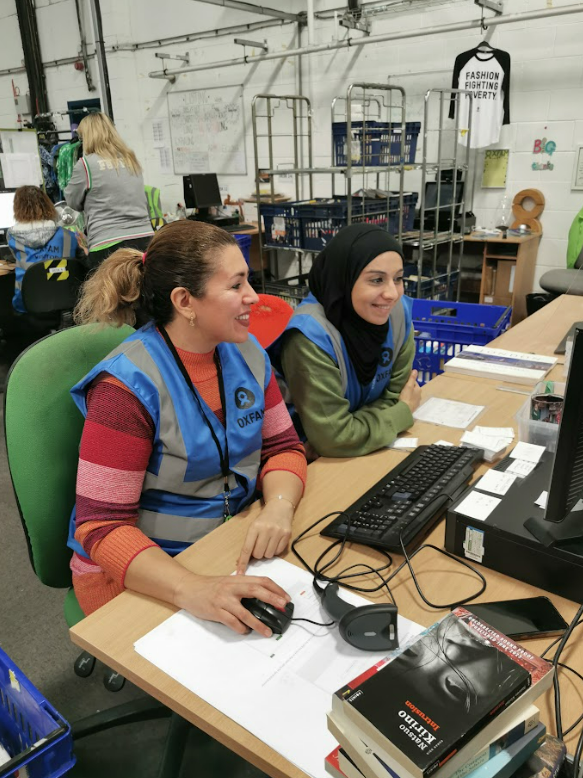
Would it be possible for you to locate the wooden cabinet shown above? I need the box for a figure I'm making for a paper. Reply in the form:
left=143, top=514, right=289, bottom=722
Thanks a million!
left=463, top=234, right=540, bottom=326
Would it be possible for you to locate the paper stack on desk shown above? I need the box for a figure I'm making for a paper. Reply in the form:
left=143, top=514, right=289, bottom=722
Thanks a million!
left=135, top=558, right=423, bottom=778
left=461, top=426, right=515, bottom=462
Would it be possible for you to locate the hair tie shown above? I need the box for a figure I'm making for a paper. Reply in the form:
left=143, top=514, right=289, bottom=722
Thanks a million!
left=141, top=252, right=147, bottom=265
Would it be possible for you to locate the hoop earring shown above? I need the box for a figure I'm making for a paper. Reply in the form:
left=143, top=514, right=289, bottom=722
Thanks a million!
left=189, top=313, right=196, bottom=328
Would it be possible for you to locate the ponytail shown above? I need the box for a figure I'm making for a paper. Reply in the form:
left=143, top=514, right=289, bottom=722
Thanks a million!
left=74, top=248, right=144, bottom=327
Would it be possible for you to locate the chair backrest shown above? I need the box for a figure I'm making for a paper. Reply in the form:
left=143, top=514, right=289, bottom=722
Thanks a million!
left=248, top=293, right=294, bottom=349
left=4, top=323, right=134, bottom=588
left=21, top=259, right=88, bottom=316
left=144, top=185, right=165, bottom=230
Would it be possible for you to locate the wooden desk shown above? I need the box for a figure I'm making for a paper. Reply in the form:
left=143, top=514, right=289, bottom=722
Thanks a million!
left=464, top=233, right=540, bottom=326
left=70, top=296, right=583, bottom=776
left=0, top=261, right=15, bottom=276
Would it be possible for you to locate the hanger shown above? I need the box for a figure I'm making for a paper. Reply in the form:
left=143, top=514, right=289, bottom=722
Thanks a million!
left=476, top=7, right=494, bottom=51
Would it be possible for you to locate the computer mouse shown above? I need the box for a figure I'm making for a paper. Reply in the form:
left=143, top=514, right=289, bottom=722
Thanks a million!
left=241, top=598, right=294, bottom=635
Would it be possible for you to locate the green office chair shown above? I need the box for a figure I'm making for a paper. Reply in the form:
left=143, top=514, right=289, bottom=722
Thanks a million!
left=145, top=185, right=166, bottom=231
left=4, top=324, right=190, bottom=776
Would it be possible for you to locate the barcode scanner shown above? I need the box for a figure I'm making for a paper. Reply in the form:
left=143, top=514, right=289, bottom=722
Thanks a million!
left=313, top=580, right=399, bottom=651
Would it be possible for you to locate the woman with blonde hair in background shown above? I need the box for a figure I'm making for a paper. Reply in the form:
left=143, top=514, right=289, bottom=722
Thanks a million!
left=65, top=112, right=153, bottom=269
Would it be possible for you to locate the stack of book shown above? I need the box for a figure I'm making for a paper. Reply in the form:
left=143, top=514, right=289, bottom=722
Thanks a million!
left=326, top=607, right=557, bottom=778
left=443, top=346, right=557, bottom=386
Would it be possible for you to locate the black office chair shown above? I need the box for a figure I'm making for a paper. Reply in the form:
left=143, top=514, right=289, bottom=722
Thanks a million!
left=21, top=258, right=88, bottom=329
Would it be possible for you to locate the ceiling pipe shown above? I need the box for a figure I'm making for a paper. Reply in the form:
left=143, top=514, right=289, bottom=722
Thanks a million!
left=191, top=0, right=301, bottom=22
left=149, top=2, right=583, bottom=78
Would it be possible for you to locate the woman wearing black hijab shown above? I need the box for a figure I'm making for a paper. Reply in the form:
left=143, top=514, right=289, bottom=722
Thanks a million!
left=277, top=223, right=420, bottom=458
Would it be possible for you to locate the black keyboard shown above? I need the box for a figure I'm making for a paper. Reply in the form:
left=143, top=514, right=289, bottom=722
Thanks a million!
left=321, top=445, right=482, bottom=552
left=223, top=223, right=255, bottom=232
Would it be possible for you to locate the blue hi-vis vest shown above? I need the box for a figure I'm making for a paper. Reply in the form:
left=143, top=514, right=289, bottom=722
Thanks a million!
left=68, top=323, right=270, bottom=558
left=8, top=226, right=78, bottom=313
left=280, top=292, right=412, bottom=413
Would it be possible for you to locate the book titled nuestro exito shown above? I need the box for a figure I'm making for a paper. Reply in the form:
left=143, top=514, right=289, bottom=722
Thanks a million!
left=332, top=607, right=553, bottom=778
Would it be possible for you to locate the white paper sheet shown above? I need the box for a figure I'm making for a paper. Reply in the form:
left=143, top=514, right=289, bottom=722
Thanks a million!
left=413, top=397, right=484, bottom=429
left=510, top=442, right=546, bottom=464
left=461, top=431, right=513, bottom=454
left=455, top=491, right=502, bottom=521
left=536, top=491, right=548, bottom=509
left=435, top=439, right=454, bottom=447
left=389, top=437, right=418, bottom=450
left=134, top=558, right=423, bottom=778
left=473, top=426, right=515, bottom=439
left=475, top=469, right=517, bottom=496
left=506, top=459, right=537, bottom=478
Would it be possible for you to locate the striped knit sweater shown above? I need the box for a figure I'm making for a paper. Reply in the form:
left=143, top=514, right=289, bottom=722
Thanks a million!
left=71, top=345, right=307, bottom=615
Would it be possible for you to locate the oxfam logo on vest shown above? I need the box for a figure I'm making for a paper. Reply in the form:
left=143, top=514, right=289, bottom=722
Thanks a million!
left=380, top=348, right=393, bottom=367
left=235, top=387, right=255, bottom=410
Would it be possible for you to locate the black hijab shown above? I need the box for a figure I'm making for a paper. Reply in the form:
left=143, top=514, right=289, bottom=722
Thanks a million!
left=308, top=223, right=405, bottom=385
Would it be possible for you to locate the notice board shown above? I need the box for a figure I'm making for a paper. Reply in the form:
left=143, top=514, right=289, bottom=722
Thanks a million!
left=168, top=85, right=246, bottom=176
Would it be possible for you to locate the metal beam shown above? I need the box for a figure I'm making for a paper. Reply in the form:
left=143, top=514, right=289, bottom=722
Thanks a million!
left=88, top=0, right=113, bottom=119
left=192, top=0, right=301, bottom=22
left=149, top=2, right=583, bottom=78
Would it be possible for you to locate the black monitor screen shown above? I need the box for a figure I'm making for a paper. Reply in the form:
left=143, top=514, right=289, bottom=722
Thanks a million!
left=546, top=325, right=583, bottom=522
left=424, top=181, right=465, bottom=214
left=183, top=174, right=222, bottom=209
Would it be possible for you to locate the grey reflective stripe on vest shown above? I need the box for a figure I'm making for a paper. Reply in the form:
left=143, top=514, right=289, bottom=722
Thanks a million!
left=61, top=228, right=73, bottom=257
left=291, top=300, right=407, bottom=394
left=105, top=337, right=265, bottom=498
left=139, top=511, right=223, bottom=544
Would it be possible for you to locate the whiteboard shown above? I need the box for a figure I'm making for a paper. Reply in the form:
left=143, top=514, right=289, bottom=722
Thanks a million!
left=0, top=129, right=43, bottom=187
left=168, top=85, right=247, bottom=176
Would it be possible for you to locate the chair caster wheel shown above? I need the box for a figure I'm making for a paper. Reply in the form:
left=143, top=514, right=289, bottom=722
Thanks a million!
left=103, top=668, right=125, bottom=692
left=74, top=651, right=96, bottom=678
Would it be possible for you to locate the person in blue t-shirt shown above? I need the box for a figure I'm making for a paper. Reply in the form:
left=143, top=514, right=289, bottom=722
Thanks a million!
left=7, top=185, right=80, bottom=313
left=276, top=223, right=421, bottom=459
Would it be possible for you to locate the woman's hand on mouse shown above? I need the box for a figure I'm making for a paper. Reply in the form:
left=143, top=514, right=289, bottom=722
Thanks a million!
left=398, top=369, right=421, bottom=413
left=236, top=498, right=295, bottom=575
left=173, top=570, right=290, bottom=637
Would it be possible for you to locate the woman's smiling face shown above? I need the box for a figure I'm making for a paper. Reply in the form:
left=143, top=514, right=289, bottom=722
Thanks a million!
left=350, top=251, right=404, bottom=324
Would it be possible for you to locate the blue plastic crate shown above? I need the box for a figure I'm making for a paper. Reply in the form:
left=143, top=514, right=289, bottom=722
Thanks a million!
left=411, top=299, right=512, bottom=385
left=332, top=121, right=386, bottom=166
left=261, top=202, right=303, bottom=249
left=299, top=196, right=399, bottom=252
left=234, top=233, right=252, bottom=267
left=378, top=121, right=421, bottom=165
left=0, top=647, right=75, bottom=778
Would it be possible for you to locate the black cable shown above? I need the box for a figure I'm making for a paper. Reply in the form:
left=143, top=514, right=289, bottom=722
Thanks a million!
left=548, top=603, right=583, bottom=741
left=291, top=509, right=487, bottom=613
left=291, top=617, right=335, bottom=627
left=554, top=663, right=583, bottom=737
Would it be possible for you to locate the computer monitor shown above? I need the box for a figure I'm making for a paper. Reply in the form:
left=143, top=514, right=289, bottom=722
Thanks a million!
left=524, top=325, right=583, bottom=547
left=183, top=173, right=222, bottom=218
left=0, top=191, right=16, bottom=231
left=424, top=181, right=465, bottom=216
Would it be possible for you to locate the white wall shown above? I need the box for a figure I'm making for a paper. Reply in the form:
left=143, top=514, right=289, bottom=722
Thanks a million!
left=1, top=0, right=583, bottom=288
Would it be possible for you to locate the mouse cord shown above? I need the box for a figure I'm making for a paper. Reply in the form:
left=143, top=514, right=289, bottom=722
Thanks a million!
left=291, top=511, right=396, bottom=601
left=291, top=617, right=335, bottom=627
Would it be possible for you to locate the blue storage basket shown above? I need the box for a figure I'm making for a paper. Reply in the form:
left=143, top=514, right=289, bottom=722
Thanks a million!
left=403, top=265, right=459, bottom=301
left=411, top=299, right=512, bottom=385
left=261, top=202, right=303, bottom=249
left=263, top=275, right=309, bottom=309
left=0, top=647, right=75, bottom=778
left=234, top=233, right=252, bottom=267
left=299, top=196, right=399, bottom=252
left=378, top=122, right=421, bottom=165
left=332, top=121, right=386, bottom=167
